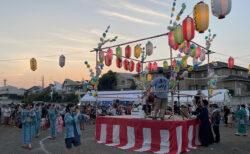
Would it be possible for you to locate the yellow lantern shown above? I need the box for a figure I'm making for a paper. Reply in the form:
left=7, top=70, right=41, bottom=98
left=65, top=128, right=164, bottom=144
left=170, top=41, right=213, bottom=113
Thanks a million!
left=30, top=58, right=37, bottom=71
left=209, top=89, right=214, bottom=94
left=188, top=66, right=194, bottom=72
left=147, top=74, right=152, bottom=82
left=134, top=45, right=141, bottom=58
left=193, top=1, right=209, bottom=33
left=183, top=59, right=187, bottom=68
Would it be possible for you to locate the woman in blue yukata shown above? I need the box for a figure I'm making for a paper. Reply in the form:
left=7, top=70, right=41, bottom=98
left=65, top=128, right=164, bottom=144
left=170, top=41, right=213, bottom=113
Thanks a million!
left=64, top=103, right=88, bottom=154
left=34, top=103, right=42, bottom=137
left=22, top=104, right=36, bottom=149
left=48, top=104, right=58, bottom=139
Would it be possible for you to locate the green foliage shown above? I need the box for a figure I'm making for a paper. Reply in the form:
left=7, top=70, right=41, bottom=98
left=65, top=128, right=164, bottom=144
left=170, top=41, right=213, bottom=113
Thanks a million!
left=98, top=70, right=117, bottom=90
left=130, top=79, right=137, bottom=90
left=23, top=89, right=51, bottom=103
left=62, top=94, right=78, bottom=103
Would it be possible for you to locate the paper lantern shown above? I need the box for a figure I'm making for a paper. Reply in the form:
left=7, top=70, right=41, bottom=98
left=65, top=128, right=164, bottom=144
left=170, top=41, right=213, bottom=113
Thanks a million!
left=211, top=0, right=231, bottom=19
left=228, top=57, right=234, bottom=69
left=134, top=45, right=141, bottom=58
left=174, top=25, right=184, bottom=44
left=105, top=55, right=111, bottom=66
left=125, top=45, right=131, bottom=58
left=116, top=58, right=122, bottom=68
left=146, top=41, right=153, bottom=56
left=136, top=62, right=141, bottom=73
left=163, top=61, right=168, bottom=70
left=195, top=46, right=201, bottom=58
left=194, top=1, right=209, bottom=33
left=200, top=49, right=206, bottom=61
left=183, top=16, right=195, bottom=41
left=99, top=51, right=105, bottom=62
left=168, top=30, right=178, bottom=50
left=59, top=55, right=65, bottom=68
left=153, top=62, right=158, bottom=72
left=129, top=61, right=135, bottom=72
left=107, top=48, right=113, bottom=61
left=183, top=59, right=187, bottom=68
left=30, top=58, right=37, bottom=71
left=147, top=74, right=152, bottom=82
left=116, top=46, right=122, bottom=59
left=124, top=59, right=129, bottom=70
left=148, top=63, right=152, bottom=72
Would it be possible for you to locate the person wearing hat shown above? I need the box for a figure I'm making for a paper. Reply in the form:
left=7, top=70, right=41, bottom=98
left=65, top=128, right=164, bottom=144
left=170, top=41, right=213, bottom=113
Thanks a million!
left=147, top=69, right=169, bottom=120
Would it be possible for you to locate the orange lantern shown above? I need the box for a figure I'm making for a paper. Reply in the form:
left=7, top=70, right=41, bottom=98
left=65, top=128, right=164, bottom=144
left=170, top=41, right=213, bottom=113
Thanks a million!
left=134, top=45, right=141, bottom=58
left=116, top=58, right=122, bottom=68
left=30, top=58, right=37, bottom=71
left=194, top=1, right=209, bottom=33
left=129, top=61, right=135, bottom=72
left=173, top=59, right=177, bottom=67
left=136, top=62, right=141, bottom=73
left=125, top=45, right=131, bottom=58
left=228, top=57, right=234, bottom=69
left=168, top=30, right=178, bottom=50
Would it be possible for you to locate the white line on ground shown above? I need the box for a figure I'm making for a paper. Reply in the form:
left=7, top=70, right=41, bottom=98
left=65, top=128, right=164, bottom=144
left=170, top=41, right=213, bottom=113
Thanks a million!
left=40, top=136, right=51, bottom=154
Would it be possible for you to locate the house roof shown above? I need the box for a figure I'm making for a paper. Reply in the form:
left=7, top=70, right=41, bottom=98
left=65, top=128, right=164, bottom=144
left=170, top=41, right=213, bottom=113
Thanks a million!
left=63, top=79, right=82, bottom=86
left=195, top=61, right=248, bottom=71
left=222, top=75, right=250, bottom=82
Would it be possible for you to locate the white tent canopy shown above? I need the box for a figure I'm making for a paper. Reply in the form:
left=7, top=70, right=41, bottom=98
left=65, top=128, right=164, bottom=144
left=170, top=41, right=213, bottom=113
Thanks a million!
left=80, top=90, right=143, bottom=102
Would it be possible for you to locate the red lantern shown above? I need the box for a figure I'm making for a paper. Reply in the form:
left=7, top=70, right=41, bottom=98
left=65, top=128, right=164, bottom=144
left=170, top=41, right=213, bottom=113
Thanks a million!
left=228, top=57, right=234, bottom=69
left=136, top=62, right=141, bottom=73
left=173, top=59, right=177, bottom=67
left=153, top=62, right=158, bottom=72
left=105, top=55, right=111, bottom=66
left=125, top=45, right=131, bottom=58
left=124, top=59, right=129, bottom=70
left=168, top=30, right=178, bottom=50
left=195, top=46, right=201, bottom=58
left=116, top=58, right=122, bottom=68
left=107, top=48, right=113, bottom=61
left=129, top=61, right=134, bottom=72
left=148, top=62, right=152, bottom=72
left=183, top=16, right=195, bottom=41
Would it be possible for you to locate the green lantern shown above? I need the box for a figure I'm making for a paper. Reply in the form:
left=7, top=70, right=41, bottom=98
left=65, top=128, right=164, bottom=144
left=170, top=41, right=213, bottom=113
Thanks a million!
left=163, top=61, right=168, bottom=70
left=174, top=24, right=184, bottom=45
left=116, top=46, right=122, bottom=59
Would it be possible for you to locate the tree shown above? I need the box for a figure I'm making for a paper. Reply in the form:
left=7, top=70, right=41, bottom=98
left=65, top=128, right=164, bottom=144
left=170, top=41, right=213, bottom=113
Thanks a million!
left=130, top=79, right=137, bottom=90
left=98, top=70, right=117, bottom=90
left=23, top=89, right=51, bottom=103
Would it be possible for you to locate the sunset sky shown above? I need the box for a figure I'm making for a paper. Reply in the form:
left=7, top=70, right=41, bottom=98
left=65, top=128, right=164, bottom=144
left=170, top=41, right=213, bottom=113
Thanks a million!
left=0, top=0, right=249, bottom=89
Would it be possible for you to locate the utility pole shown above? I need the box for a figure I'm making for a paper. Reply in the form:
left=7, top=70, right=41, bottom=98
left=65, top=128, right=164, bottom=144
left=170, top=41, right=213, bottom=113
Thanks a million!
left=3, top=79, right=7, bottom=87
left=42, top=76, right=44, bottom=89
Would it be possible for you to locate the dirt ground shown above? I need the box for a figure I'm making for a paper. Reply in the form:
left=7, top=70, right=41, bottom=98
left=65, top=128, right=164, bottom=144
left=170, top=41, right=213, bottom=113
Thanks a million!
left=0, top=124, right=250, bottom=154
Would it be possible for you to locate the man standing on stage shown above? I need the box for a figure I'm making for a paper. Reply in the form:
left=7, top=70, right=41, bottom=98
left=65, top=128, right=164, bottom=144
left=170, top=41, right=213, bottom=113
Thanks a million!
left=147, top=69, right=169, bottom=120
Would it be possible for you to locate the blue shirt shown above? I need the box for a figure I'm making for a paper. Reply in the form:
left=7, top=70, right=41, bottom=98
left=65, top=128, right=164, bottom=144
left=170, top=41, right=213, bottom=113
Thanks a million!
left=151, top=76, right=169, bottom=99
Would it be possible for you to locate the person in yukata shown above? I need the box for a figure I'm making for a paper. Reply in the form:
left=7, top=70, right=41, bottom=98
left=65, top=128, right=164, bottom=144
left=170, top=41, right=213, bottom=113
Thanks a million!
left=34, top=104, right=42, bottom=137
left=48, top=104, right=58, bottom=139
left=56, top=113, right=64, bottom=134
left=196, top=99, right=214, bottom=147
left=234, top=104, right=247, bottom=136
left=22, top=104, right=36, bottom=149
left=147, top=69, right=169, bottom=120
left=64, top=104, right=88, bottom=154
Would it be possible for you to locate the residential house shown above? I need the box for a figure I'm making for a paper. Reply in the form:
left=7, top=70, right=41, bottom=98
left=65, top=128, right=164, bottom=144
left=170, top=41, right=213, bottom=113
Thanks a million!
left=115, top=73, right=135, bottom=90
left=0, top=86, right=25, bottom=100
left=62, top=79, right=86, bottom=95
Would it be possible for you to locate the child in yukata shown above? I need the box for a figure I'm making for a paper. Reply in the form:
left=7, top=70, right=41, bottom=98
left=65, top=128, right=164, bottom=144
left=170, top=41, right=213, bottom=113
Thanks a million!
left=57, top=113, right=64, bottom=134
left=48, top=104, right=58, bottom=139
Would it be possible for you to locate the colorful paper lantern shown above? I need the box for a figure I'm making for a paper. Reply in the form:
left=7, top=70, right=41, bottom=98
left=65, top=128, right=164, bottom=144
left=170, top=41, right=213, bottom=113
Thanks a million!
left=105, top=55, right=111, bottom=66
left=168, top=30, right=178, bottom=50
left=228, top=56, right=234, bottom=69
left=99, top=51, right=105, bottom=62
left=195, top=46, right=201, bottom=58
left=211, top=0, right=231, bottom=19
left=116, top=46, right=122, bottom=59
left=124, top=59, right=129, bottom=70
left=107, top=48, right=113, bottom=61
left=183, top=59, right=187, bottom=68
left=129, top=61, right=135, bottom=72
left=59, top=55, right=65, bottom=68
left=116, top=58, right=122, bottom=68
left=134, top=45, right=141, bottom=58
left=125, top=45, right=131, bottom=58
left=30, top=58, right=37, bottom=71
left=146, top=41, right=153, bottom=56
left=174, top=24, right=184, bottom=44
left=148, top=62, right=152, bottom=72
left=153, top=62, right=158, bottom=72
left=200, top=49, right=206, bottom=61
left=147, top=74, right=152, bottom=82
left=194, top=1, right=209, bottom=33
left=136, top=62, right=141, bottom=73
left=163, top=61, right=168, bottom=70
left=173, top=59, right=177, bottom=67
left=183, top=16, right=195, bottom=41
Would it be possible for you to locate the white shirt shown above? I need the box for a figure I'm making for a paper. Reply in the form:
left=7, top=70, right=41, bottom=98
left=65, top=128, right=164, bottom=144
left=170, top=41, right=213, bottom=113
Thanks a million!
left=111, top=108, right=116, bottom=116
left=4, top=108, right=11, bottom=117
left=245, top=108, right=249, bottom=117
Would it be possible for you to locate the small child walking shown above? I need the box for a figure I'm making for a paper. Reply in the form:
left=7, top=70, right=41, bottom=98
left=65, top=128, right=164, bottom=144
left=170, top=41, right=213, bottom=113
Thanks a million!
left=56, top=113, right=63, bottom=134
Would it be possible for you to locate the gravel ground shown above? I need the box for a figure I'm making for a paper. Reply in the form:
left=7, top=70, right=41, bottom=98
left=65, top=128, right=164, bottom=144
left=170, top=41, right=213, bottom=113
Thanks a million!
left=0, top=124, right=250, bottom=154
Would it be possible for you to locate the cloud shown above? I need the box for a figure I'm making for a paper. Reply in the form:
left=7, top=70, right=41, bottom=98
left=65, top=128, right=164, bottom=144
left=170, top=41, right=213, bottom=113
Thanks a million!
left=50, top=33, right=96, bottom=44
left=89, top=29, right=136, bottom=41
left=99, top=10, right=162, bottom=26
left=147, top=0, right=170, bottom=7
left=103, top=0, right=170, bottom=19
